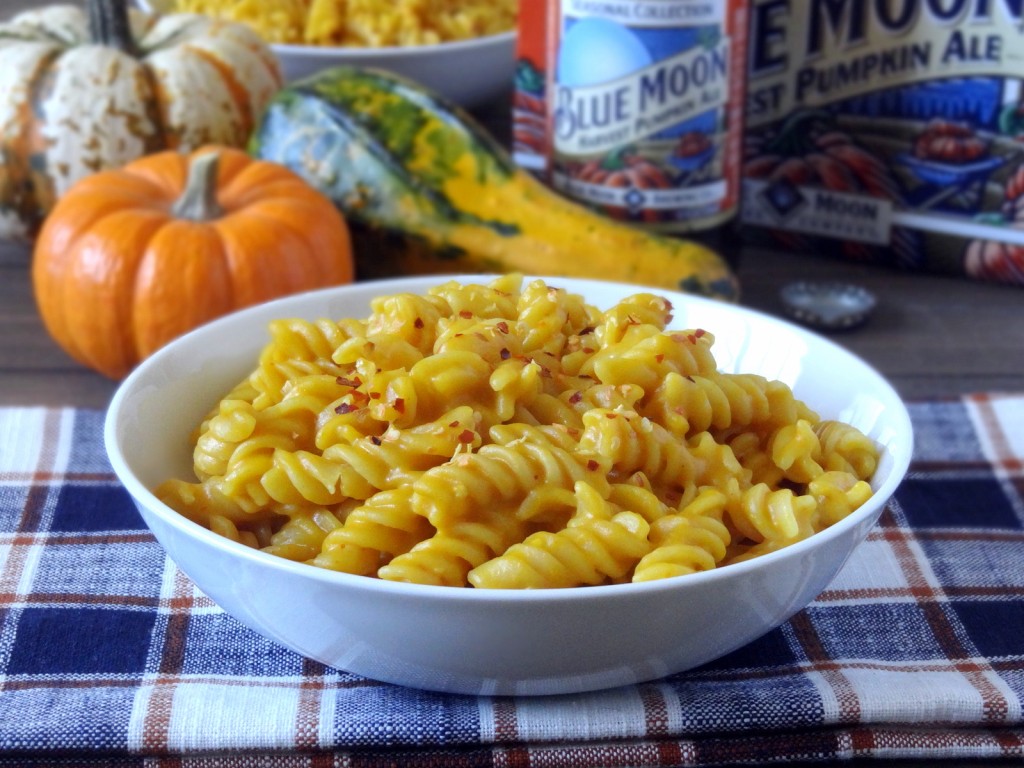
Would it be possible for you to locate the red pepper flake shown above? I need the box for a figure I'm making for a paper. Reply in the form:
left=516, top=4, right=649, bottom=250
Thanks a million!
left=500, top=348, right=511, bottom=360
left=369, top=391, right=381, bottom=399
left=458, top=429, right=475, bottom=444
left=449, top=421, right=460, bottom=428
left=569, top=391, right=583, bottom=404
left=694, top=328, right=706, bottom=338
left=459, top=310, right=473, bottom=319
left=579, top=326, right=594, bottom=335
left=334, top=402, right=355, bottom=415
left=370, top=435, right=382, bottom=446
left=496, top=321, right=509, bottom=334
left=336, top=376, right=362, bottom=388
left=655, top=353, right=664, bottom=363
left=539, top=366, right=552, bottom=378
left=687, top=333, right=698, bottom=344
left=586, top=459, right=600, bottom=471
left=393, top=398, right=406, bottom=414
left=605, top=412, right=617, bottom=419
left=583, top=347, right=595, bottom=354
left=414, top=317, right=424, bottom=329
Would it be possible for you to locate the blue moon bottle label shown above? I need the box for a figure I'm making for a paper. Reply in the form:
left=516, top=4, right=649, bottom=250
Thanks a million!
left=547, top=0, right=749, bottom=232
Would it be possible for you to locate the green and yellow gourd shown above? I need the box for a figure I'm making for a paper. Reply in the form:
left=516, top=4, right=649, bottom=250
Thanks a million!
left=249, top=67, right=739, bottom=301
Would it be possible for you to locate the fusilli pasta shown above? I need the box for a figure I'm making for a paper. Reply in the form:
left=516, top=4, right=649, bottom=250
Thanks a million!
left=155, top=275, right=881, bottom=588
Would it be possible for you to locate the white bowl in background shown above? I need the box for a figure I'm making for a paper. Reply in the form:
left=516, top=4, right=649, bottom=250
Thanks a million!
left=139, top=0, right=515, bottom=105
left=271, top=32, right=515, bottom=106
left=104, top=276, right=913, bottom=696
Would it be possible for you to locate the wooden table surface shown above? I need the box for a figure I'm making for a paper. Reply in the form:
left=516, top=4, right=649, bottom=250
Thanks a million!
left=3, top=229, right=1021, bottom=408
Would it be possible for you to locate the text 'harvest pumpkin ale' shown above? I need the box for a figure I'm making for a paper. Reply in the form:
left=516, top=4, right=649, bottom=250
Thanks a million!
left=514, top=0, right=750, bottom=234
left=740, top=0, right=1024, bottom=286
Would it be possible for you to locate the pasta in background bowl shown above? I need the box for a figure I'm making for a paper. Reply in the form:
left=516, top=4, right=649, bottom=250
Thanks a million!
left=138, top=0, right=516, bottom=105
left=105, top=276, right=913, bottom=696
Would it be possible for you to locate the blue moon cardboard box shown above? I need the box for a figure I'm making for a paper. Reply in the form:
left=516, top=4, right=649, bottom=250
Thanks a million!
left=739, top=0, right=1024, bottom=287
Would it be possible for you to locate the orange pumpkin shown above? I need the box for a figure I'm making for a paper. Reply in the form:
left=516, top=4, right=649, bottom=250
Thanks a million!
left=32, top=146, right=354, bottom=380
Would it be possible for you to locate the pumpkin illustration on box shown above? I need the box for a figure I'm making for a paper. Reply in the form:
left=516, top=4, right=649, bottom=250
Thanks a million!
left=0, top=0, right=283, bottom=240
left=963, top=163, right=1024, bottom=286
left=565, top=147, right=674, bottom=223
left=913, top=120, right=989, bottom=165
left=743, top=109, right=924, bottom=269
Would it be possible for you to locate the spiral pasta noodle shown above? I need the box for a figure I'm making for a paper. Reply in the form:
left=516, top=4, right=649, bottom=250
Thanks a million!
left=311, top=487, right=432, bottom=576
left=468, top=482, right=651, bottom=589
left=633, top=488, right=731, bottom=582
left=155, top=275, right=882, bottom=588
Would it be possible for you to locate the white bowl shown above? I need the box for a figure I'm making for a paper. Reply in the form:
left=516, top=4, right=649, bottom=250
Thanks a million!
left=140, top=0, right=515, bottom=105
left=272, top=33, right=515, bottom=106
left=104, top=276, right=913, bottom=696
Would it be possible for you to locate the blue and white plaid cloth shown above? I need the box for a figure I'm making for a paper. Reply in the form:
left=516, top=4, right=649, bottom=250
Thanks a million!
left=1, top=395, right=1022, bottom=766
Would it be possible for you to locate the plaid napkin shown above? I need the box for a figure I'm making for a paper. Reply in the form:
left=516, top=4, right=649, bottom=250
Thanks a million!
left=1, top=394, right=1023, bottom=767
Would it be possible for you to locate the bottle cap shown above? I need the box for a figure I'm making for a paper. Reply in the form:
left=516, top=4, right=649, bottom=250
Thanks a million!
left=779, top=281, right=878, bottom=331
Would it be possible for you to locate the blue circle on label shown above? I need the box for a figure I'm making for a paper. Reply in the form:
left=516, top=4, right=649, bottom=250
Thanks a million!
left=556, top=17, right=653, bottom=87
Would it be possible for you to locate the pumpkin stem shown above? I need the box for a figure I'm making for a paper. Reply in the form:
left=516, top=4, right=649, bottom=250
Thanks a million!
left=172, top=152, right=225, bottom=221
left=88, top=0, right=138, bottom=57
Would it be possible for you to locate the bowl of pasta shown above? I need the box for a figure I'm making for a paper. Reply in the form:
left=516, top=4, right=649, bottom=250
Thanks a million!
left=139, top=0, right=517, bottom=105
left=105, top=274, right=913, bottom=696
